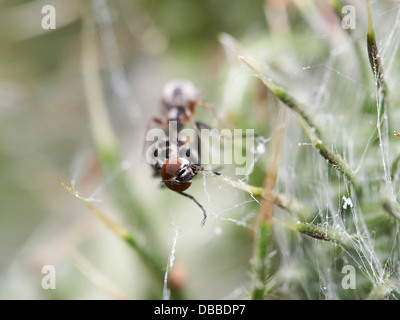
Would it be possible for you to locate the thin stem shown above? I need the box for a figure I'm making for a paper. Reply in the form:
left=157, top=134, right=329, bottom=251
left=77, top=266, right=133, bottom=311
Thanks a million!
left=202, top=171, right=310, bottom=219
left=259, top=109, right=287, bottom=222
left=297, top=116, right=359, bottom=186
left=58, top=180, right=165, bottom=282
left=250, top=105, right=287, bottom=299
left=273, top=219, right=352, bottom=248
left=366, top=0, right=399, bottom=219
left=249, top=216, right=353, bottom=299
left=238, top=55, right=359, bottom=186
left=250, top=221, right=272, bottom=300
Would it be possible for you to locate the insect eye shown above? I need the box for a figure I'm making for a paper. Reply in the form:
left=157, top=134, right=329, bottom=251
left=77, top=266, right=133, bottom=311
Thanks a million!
left=177, top=167, right=189, bottom=180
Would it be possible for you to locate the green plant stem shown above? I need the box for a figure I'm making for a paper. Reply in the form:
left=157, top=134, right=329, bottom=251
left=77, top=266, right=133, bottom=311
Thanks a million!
left=297, top=116, right=359, bottom=186
left=249, top=217, right=352, bottom=299
left=81, top=8, right=149, bottom=232
left=58, top=180, right=165, bottom=283
left=366, top=1, right=400, bottom=220
left=238, top=55, right=359, bottom=187
left=203, top=172, right=311, bottom=218
left=249, top=107, right=286, bottom=300
left=273, top=219, right=351, bottom=248
left=250, top=221, right=273, bottom=300
left=367, top=2, right=388, bottom=101
left=80, top=7, right=183, bottom=299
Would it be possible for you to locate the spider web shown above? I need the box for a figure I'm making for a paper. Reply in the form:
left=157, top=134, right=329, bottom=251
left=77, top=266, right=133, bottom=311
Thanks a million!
left=159, top=1, right=400, bottom=300
left=67, top=0, right=400, bottom=300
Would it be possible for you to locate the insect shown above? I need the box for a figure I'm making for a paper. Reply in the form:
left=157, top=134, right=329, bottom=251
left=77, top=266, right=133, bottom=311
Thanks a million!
left=146, top=79, right=214, bottom=226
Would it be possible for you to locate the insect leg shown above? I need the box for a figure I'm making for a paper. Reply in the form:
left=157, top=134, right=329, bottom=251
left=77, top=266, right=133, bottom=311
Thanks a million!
left=178, top=191, right=207, bottom=227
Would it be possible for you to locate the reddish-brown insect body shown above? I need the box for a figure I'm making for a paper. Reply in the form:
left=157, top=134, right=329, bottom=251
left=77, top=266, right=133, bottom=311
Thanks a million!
left=161, top=158, right=194, bottom=192
left=146, top=79, right=213, bottom=226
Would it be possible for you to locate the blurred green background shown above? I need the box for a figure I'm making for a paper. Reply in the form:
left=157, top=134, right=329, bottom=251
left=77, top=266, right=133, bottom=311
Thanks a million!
left=1, top=0, right=400, bottom=299
left=0, top=0, right=269, bottom=300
